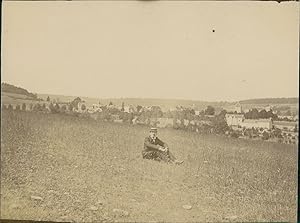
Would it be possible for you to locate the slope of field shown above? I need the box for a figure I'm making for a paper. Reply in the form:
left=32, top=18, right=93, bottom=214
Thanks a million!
left=1, top=92, right=41, bottom=107
left=1, top=110, right=297, bottom=222
left=1, top=83, right=37, bottom=99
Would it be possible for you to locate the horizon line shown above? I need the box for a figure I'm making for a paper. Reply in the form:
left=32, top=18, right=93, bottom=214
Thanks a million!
left=2, top=82, right=298, bottom=104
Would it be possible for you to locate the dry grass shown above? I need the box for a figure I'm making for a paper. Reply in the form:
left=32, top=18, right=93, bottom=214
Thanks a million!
left=1, top=110, right=297, bottom=222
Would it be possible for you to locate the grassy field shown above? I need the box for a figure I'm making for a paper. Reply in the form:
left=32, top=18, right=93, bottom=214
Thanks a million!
left=1, top=110, right=298, bottom=222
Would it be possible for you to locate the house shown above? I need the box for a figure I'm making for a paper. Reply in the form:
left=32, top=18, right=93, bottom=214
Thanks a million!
left=195, top=110, right=201, bottom=116
left=132, top=116, right=139, bottom=125
left=123, top=106, right=130, bottom=113
left=129, top=105, right=136, bottom=113
left=140, top=106, right=152, bottom=112
left=183, top=119, right=189, bottom=127
left=175, top=106, right=184, bottom=112
left=92, top=104, right=102, bottom=112
left=234, top=103, right=243, bottom=113
left=240, top=118, right=273, bottom=130
left=87, top=104, right=102, bottom=113
left=226, top=103, right=243, bottom=114
left=225, top=114, right=245, bottom=127
left=189, top=120, right=196, bottom=125
left=266, top=106, right=273, bottom=112
left=273, top=121, right=297, bottom=132
left=226, top=114, right=273, bottom=130
left=121, top=105, right=136, bottom=113
left=108, top=103, right=116, bottom=109
left=265, top=105, right=272, bottom=112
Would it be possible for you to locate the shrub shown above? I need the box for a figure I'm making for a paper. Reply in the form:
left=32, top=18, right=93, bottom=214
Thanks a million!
left=61, top=105, right=67, bottom=112
left=70, top=97, right=83, bottom=110
left=55, top=103, right=60, bottom=111
left=33, top=103, right=42, bottom=112
left=22, top=103, right=26, bottom=111
left=271, top=128, right=282, bottom=138
left=262, top=131, right=270, bottom=140
left=212, top=118, right=229, bottom=134
left=68, top=104, right=74, bottom=112
left=204, top=106, right=215, bottom=115
left=49, top=103, right=59, bottom=113
left=136, top=105, right=142, bottom=113
left=230, top=131, right=239, bottom=138
left=121, top=112, right=134, bottom=123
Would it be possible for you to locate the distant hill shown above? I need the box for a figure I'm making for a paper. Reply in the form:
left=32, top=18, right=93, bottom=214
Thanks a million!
left=1, top=83, right=39, bottom=100
left=39, top=93, right=299, bottom=112
left=239, top=98, right=298, bottom=105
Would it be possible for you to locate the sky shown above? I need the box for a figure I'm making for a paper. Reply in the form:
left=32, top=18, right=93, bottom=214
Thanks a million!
left=1, top=1, right=299, bottom=102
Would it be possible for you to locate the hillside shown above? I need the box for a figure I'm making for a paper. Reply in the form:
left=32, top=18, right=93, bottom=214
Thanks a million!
left=1, top=83, right=39, bottom=100
left=239, top=98, right=298, bottom=105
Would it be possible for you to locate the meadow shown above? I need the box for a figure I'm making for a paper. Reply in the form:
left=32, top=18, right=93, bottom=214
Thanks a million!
left=0, top=110, right=298, bottom=222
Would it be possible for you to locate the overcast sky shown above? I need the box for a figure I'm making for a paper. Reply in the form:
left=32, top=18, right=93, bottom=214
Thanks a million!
left=2, top=1, right=299, bottom=102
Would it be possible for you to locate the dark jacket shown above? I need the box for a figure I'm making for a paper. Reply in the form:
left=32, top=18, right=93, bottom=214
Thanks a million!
left=143, top=136, right=168, bottom=152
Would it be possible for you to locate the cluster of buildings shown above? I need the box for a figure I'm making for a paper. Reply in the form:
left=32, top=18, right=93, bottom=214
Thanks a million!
left=76, top=102, right=103, bottom=113
left=225, top=114, right=273, bottom=130
left=225, top=113, right=297, bottom=132
left=75, top=101, right=157, bottom=115
left=225, top=103, right=298, bottom=132
left=224, top=104, right=298, bottom=144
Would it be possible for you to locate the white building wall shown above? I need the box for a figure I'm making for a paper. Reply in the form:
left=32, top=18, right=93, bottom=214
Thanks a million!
left=240, top=119, right=272, bottom=130
left=123, top=106, right=130, bottom=113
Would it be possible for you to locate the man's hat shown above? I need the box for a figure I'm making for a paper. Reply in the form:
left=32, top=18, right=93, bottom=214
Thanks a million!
left=150, top=127, right=158, bottom=132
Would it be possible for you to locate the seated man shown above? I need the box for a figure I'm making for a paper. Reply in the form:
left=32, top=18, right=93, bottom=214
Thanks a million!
left=143, top=127, right=183, bottom=165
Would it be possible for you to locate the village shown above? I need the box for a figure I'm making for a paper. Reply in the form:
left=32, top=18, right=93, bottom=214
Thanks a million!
left=2, top=97, right=298, bottom=145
